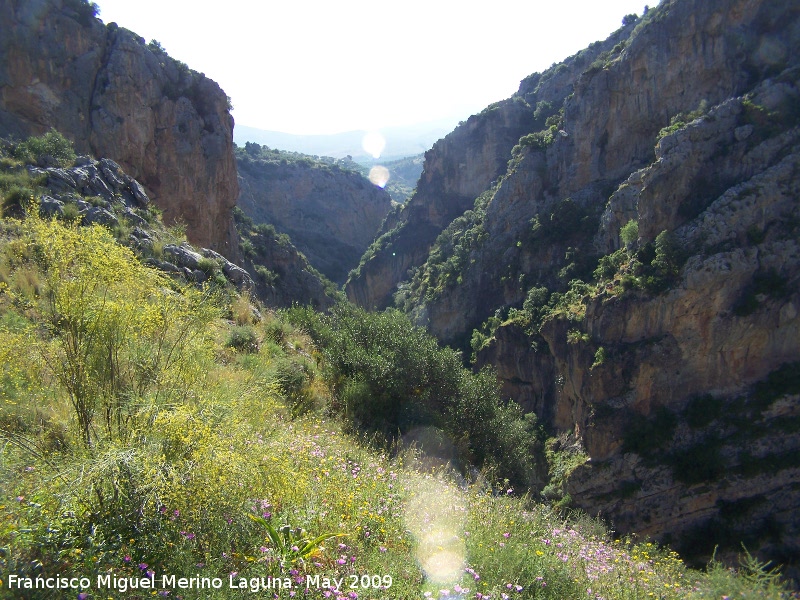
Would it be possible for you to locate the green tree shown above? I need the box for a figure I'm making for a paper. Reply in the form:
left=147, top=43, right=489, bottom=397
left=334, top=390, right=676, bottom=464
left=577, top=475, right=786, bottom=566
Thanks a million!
left=620, top=219, right=639, bottom=247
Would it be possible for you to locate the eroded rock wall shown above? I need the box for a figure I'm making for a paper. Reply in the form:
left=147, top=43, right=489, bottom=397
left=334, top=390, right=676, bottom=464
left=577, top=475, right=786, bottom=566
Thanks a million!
left=237, top=156, right=392, bottom=284
left=0, top=0, right=238, bottom=253
left=347, top=0, right=800, bottom=569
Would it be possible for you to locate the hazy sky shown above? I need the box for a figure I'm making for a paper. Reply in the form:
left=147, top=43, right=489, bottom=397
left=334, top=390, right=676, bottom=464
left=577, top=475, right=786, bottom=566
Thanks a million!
left=93, top=0, right=650, bottom=135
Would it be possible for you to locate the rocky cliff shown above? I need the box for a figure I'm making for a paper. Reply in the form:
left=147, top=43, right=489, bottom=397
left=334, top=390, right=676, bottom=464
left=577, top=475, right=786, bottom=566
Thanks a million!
left=349, top=0, right=800, bottom=571
left=344, top=20, right=635, bottom=310
left=0, top=0, right=238, bottom=253
left=236, top=145, right=393, bottom=284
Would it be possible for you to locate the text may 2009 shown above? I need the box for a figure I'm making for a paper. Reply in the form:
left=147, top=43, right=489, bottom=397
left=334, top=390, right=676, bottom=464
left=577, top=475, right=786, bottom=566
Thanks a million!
left=4, top=572, right=394, bottom=594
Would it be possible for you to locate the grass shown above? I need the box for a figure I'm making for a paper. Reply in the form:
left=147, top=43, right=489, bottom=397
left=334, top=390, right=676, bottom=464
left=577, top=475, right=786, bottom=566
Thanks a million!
left=0, top=214, right=795, bottom=599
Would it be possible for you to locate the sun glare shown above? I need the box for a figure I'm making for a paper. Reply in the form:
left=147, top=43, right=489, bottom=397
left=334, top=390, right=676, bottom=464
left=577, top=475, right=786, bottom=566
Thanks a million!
left=362, top=131, right=386, bottom=158
left=405, top=475, right=467, bottom=584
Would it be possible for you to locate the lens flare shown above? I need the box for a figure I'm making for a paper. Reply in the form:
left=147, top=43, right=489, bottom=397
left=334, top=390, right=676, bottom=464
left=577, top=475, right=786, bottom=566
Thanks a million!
left=362, top=131, right=386, bottom=158
left=405, top=476, right=466, bottom=584
left=402, top=428, right=467, bottom=585
left=368, top=165, right=390, bottom=188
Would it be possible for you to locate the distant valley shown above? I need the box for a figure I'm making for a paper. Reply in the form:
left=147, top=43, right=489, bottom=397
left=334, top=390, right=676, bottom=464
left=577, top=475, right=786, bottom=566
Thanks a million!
left=234, top=118, right=458, bottom=162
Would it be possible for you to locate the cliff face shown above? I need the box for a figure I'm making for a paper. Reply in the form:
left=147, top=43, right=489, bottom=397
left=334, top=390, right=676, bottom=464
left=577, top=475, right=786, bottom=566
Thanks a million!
left=236, top=150, right=392, bottom=284
left=0, top=0, right=238, bottom=253
left=344, top=21, right=635, bottom=310
left=344, top=99, right=538, bottom=308
left=350, top=0, right=800, bottom=569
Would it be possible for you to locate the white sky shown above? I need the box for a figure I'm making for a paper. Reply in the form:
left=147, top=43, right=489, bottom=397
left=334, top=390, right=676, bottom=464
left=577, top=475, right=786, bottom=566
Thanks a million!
left=93, top=0, right=650, bottom=135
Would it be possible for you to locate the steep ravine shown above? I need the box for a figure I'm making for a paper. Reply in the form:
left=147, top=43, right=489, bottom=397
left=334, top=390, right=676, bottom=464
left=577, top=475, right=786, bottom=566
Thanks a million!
left=350, top=0, right=800, bottom=572
left=236, top=148, right=393, bottom=284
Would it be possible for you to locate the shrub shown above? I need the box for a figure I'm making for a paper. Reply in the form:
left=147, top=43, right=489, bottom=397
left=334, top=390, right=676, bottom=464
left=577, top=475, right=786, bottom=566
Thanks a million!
left=670, top=438, right=725, bottom=484
left=240, top=236, right=256, bottom=258
left=594, top=248, right=627, bottom=281
left=622, top=407, right=677, bottom=457
left=254, top=263, right=278, bottom=285
left=519, top=128, right=557, bottom=150
left=591, top=346, right=607, bottom=369
left=12, top=130, right=76, bottom=167
left=685, top=394, right=723, bottom=428
left=733, top=269, right=789, bottom=316
left=285, top=303, right=541, bottom=487
left=63, top=0, right=99, bottom=26
left=752, top=363, right=800, bottom=410
left=530, top=198, right=595, bottom=244
left=226, top=325, right=259, bottom=353
left=567, top=329, right=589, bottom=344
left=620, top=219, right=639, bottom=246
left=273, top=356, right=314, bottom=416
left=18, top=216, right=217, bottom=446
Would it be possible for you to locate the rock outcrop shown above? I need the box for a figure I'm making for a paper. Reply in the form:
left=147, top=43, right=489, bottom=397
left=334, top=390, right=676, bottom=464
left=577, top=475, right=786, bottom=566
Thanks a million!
left=11, top=154, right=253, bottom=292
left=236, top=147, right=392, bottom=284
left=0, top=0, right=238, bottom=253
left=349, top=0, right=800, bottom=571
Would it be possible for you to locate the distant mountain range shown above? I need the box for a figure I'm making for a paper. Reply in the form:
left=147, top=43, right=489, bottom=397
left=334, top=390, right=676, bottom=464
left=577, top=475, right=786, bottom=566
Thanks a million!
left=233, top=118, right=460, bottom=161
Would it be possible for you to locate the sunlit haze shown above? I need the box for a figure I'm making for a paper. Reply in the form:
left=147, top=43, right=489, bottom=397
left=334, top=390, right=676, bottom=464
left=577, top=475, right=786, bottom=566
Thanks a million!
left=93, top=0, right=650, bottom=135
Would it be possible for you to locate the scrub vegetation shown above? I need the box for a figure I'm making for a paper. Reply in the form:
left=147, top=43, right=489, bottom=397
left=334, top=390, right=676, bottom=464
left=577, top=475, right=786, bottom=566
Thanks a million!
left=0, top=135, right=794, bottom=598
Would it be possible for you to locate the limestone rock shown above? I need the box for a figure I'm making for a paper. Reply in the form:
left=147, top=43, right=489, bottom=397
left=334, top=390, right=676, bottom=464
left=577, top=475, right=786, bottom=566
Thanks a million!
left=237, top=152, right=392, bottom=284
left=0, top=0, right=237, bottom=253
left=38, top=195, right=63, bottom=218
left=345, top=0, right=800, bottom=567
left=162, top=243, right=203, bottom=270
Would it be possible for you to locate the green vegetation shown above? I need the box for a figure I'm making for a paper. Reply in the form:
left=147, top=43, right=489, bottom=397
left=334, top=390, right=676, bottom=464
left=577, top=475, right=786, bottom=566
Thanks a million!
left=515, top=109, right=565, bottom=153
left=469, top=278, right=594, bottom=362
left=684, top=394, right=724, bottom=428
left=752, top=362, right=800, bottom=410
left=585, top=40, right=628, bottom=74
left=591, top=346, right=607, bottom=369
left=0, top=134, right=793, bottom=598
left=622, top=407, right=678, bottom=458
left=347, top=221, right=404, bottom=283
left=593, top=228, right=685, bottom=296
left=740, top=95, right=800, bottom=145
left=657, top=100, right=709, bottom=140
left=619, top=219, right=638, bottom=246
left=237, top=142, right=422, bottom=203
left=233, top=206, right=340, bottom=300
left=733, top=269, right=790, bottom=317
left=63, top=0, right=100, bottom=26
left=237, top=142, right=366, bottom=181
left=226, top=325, right=260, bottom=353
left=285, top=303, right=542, bottom=488
left=529, top=198, right=597, bottom=245
left=541, top=434, right=588, bottom=507
left=395, top=189, right=492, bottom=309
left=361, top=154, right=424, bottom=203
left=670, top=437, right=726, bottom=484
left=10, top=129, right=76, bottom=168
